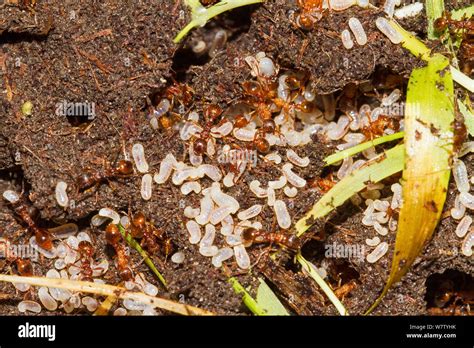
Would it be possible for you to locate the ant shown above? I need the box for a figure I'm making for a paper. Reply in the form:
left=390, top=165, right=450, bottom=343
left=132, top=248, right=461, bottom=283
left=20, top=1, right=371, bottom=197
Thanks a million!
left=129, top=212, right=173, bottom=257
left=105, top=223, right=133, bottom=281
left=150, top=81, right=194, bottom=130
left=434, top=11, right=473, bottom=36
left=361, top=115, right=400, bottom=140
left=295, top=0, right=326, bottom=30
left=76, top=159, right=134, bottom=193
left=241, top=228, right=302, bottom=251
left=5, top=194, right=53, bottom=250
left=189, top=104, right=225, bottom=157
left=77, top=240, right=95, bottom=281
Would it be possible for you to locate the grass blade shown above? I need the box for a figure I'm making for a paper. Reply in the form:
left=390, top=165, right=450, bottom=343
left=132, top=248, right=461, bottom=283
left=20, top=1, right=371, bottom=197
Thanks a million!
left=255, top=278, right=289, bottom=315
left=118, top=224, right=167, bottom=288
left=458, top=99, right=474, bottom=136
left=0, top=274, right=213, bottom=315
left=296, top=254, right=348, bottom=315
left=324, top=132, right=404, bottom=166
left=174, top=0, right=264, bottom=43
left=367, top=54, right=454, bottom=313
left=295, top=144, right=405, bottom=236
left=229, top=277, right=266, bottom=315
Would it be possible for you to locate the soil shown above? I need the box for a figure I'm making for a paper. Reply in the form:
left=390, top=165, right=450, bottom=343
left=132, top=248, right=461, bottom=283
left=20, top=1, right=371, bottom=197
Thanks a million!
left=0, top=0, right=472, bottom=316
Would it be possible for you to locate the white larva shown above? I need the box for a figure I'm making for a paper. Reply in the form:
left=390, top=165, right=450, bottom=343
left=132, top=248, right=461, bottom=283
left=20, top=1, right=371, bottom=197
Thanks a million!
left=184, top=206, right=200, bottom=219
left=198, top=164, right=223, bottom=182
left=373, top=200, right=390, bottom=212
left=181, top=181, right=202, bottom=195
left=348, top=18, right=367, bottom=45
left=383, top=0, right=401, bottom=17
left=199, top=245, right=219, bottom=257
left=337, top=156, right=353, bottom=179
left=226, top=234, right=243, bottom=247
left=284, top=186, right=298, bottom=198
left=453, top=159, right=470, bottom=193
left=13, top=282, right=31, bottom=292
left=356, top=0, right=369, bottom=7
left=99, top=207, right=120, bottom=225
left=381, top=89, right=401, bottom=106
left=223, top=172, right=236, bottom=188
left=91, top=214, right=108, bottom=227
left=366, top=241, right=389, bottom=263
left=234, top=244, right=251, bottom=269
left=113, top=308, right=127, bottom=316
left=374, top=221, right=389, bottom=236
left=282, top=163, right=307, bottom=188
left=461, top=230, right=474, bottom=257
left=451, top=194, right=466, bottom=220
left=330, top=0, right=356, bottom=11
left=207, top=138, right=216, bottom=157
left=201, top=224, right=216, bottom=248
left=55, top=181, right=69, bottom=207
left=459, top=192, right=474, bottom=210
left=326, top=116, right=350, bottom=140
left=18, top=300, right=42, bottom=313
left=237, top=205, right=263, bottom=221
left=221, top=215, right=234, bottom=236
left=195, top=195, right=213, bottom=225
left=2, top=190, right=20, bottom=203
left=394, top=2, right=423, bottom=19
left=249, top=180, right=268, bottom=198
left=211, top=122, right=233, bottom=137
left=82, top=296, right=99, bottom=312
left=210, top=206, right=233, bottom=225
left=375, top=17, right=403, bottom=44
left=365, top=236, right=381, bottom=247
left=172, top=167, right=197, bottom=186
left=186, top=220, right=202, bottom=244
left=287, top=149, right=310, bottom=167
left=274, top=200, right=291, bottom=229
left=258, top=57, right=276, bottom=77
left=341, top=29, right=354, bottom=49
left=233, top=127, right=256, bottom=141
left=132, top=143, right=149, bottom=173
left=141, top=174, right=153, bottom=201
left=265, top=152, right=282, bottom=164
left=212, top=247, right=234, bottom=268
left=180, top=122, right=203, bottom=141
left=38, top=287, right=58, bottom=311
left=171, top=251, right=185, bottom=264
left=269, top=176, right=287, bottom=190
left=455, top=216, right=472, bottom=238
left=153, top=99, right=171, bottom=118
left=210, top=183, right=240, bottom=213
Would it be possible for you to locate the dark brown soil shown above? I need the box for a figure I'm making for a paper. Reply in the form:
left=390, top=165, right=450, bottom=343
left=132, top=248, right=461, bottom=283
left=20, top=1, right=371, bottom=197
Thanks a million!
left=0, top=0, right=472, bottom=316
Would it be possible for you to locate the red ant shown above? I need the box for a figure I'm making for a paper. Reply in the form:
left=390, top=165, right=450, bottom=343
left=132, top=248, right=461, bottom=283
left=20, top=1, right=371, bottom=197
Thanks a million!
left=241, top=228, right=302, bottom=251
left=76, top=159, right=134, bottom=192
left=434, top=11, right=473, bottom=36
left=129, top=212, right=173, bottom=257
left=105, top=223, right=133, bottom=281
left=5, top=194, right=53, bottom=250
left=188, top=104, right=225, bottom=157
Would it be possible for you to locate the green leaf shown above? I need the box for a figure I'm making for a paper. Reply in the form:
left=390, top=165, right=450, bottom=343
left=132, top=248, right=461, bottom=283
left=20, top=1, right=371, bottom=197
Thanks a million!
left=367, top=54, right=454, bottom=313
left=426, top=0, right=445, bottom=40
left=256, top=278, right=289, bottom=315
left=117, top=224, right=167, bottom=288
left=324, top=132, right=404, bottom=166
left=295, top=144, right=405, bottom=237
